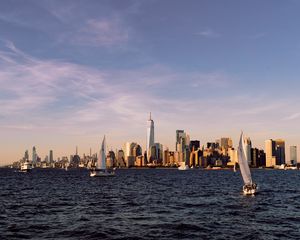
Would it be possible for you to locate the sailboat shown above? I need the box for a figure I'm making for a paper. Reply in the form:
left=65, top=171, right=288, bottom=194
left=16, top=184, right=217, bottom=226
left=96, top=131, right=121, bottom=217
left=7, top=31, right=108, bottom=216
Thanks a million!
left=90, top=136, right=115, bottom=177
left=233, top=162, right=237, bottom=172
left=178, top=161, right=189, bottom=170
left=237, top=132, right=257, bottom=195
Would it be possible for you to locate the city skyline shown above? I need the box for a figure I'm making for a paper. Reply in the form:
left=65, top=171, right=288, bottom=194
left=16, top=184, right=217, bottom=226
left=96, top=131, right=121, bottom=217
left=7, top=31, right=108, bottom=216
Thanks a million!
left=1, top=0, right=300, bottom=165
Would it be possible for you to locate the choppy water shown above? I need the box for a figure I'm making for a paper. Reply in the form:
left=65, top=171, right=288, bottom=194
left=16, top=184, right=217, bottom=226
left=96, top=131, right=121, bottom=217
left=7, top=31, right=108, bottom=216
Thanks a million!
left=1, top=168, right=300, bottom=239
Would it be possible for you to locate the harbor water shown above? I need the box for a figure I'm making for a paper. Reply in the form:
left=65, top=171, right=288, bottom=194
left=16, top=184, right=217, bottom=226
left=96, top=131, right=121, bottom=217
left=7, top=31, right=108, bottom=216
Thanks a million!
left=1, top=168, right=300, bottom=239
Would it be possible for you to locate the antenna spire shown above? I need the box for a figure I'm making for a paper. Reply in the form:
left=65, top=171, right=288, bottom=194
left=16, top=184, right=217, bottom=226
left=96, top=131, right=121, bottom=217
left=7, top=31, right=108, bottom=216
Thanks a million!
left=149, top=112, right=152, bottom=120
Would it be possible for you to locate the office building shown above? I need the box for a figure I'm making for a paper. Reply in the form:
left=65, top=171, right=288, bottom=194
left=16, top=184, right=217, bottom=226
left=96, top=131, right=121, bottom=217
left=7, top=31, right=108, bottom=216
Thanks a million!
left=290, top=146, right=297, bottom=165
left=49, top=150, right=53, bottom=163
left=32, top=146, right=37, bottom=165
left=265, top=139, right=285, bottom=167
left=146, top=113, right=154, bottom=158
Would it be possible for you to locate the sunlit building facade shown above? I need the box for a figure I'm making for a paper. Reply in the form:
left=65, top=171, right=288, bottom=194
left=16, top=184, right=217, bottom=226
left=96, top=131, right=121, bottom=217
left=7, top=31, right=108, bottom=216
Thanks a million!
left=146, top=113, right=154, bottom=159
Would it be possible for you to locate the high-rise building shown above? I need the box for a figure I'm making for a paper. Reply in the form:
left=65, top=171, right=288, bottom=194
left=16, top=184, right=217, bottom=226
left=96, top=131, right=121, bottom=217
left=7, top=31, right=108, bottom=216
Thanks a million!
left=244, top=136, right=252, bottom=164
left=24, top=150, right=29, bottom=161
left=251, top=148, right=266, bottom=167
left=49, top=150, right=53, bottom=163
left=275, top=139, right=285, bottom=165
left=176, top=130, right=185, bottom=151
left=32, top=146, right=37, bottom=165
left=265, top=139, right=285, bottom=167
left=146, top=113, right=154, bottom=158
left=228, top=148, right=238, bottom=164
left=220, top=138, right=230, bottom=150
left=290, top=146, right=297, bottom=165
left=189, top=140, right=200, bottom=152
left=117, top=150, right=126, bottom=167
left=123, top=142, right=142, bottom=167
left=175, top=130, right=190, bottom=165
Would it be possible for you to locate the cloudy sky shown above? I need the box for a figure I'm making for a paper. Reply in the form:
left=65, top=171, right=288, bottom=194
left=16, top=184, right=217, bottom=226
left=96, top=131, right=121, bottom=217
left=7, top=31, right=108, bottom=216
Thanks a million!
left=1, top=0, right=300, bottom=165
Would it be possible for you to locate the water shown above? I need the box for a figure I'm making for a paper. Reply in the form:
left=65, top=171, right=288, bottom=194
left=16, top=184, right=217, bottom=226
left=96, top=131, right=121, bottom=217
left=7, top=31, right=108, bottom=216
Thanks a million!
left=1, top=168, right=300, bottom=239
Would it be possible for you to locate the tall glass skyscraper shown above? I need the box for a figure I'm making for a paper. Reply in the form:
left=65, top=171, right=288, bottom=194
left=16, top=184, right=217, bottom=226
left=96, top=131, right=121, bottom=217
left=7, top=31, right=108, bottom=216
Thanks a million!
left=32, top=146, right=37, bottom=165
left=146, top=113, right=154, bottom=158
left=290, top=146, right=297, bottom=165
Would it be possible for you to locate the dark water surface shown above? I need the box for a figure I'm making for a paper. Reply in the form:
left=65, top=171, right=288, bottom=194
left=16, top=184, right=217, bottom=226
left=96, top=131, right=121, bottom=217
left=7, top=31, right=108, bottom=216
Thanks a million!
left=1, top=168, right=300, bottom=239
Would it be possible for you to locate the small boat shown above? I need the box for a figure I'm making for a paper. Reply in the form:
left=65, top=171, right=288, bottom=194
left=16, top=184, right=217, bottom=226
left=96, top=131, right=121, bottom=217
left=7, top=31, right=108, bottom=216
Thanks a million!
left=233, top=162, right=237, bottom=172
left=20, top=161, right=32, bottom=173
left=238, top=132, right=257, bottom=195
left=90, top=136, right=115, bottom=177
left=178, top=162, right=189, bottom=170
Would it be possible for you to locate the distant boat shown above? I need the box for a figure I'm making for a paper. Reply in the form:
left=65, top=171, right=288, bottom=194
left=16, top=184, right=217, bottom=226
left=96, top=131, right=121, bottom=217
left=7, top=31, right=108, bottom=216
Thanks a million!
left=233, top=162, right=237, bottom=172
left=178, top=162, right=189, bottom=171
left=20, top=161, right=32, bottom=173
left=90, top=136, right=115, bottom=177
left=65, top=164, right=69, bottom=171
left=237, top=132, right=257, bottom=195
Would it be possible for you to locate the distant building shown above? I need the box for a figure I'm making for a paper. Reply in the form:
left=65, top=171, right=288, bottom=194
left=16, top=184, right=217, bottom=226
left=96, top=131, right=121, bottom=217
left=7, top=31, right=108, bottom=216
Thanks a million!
left=146, top=113, right=154, bottom=159
left=265, top=139, right=285, bottom=167
left=123, top=142, right=143, bottom=167
left=220, top=138, right=232, bottom=151
left=163, top=148, right=169, bottom=166
left=189, top=140, right=200, bottom=152
left=49, top=150, right=53, bottom=163
left=207, top=142, right=219, bottom=149
left=275, top=139, right=285, bottom=165
left=290, top=146, right=297, bottom=165
left=32, top=146, right=37, bottom=165
left=244, top=136, right=252, bottom=164
left=24, top=150, right=29, bottom=161
left=117, top=150, right=126, bottom=167
left=107, top=151, right=116, bottom=168
left=176, top=130, right=185, bottom=151
left=228, top=148, right=238, bottom=164
left=251, top=148, right=266, bottom=167
left=175, top=130, right=190, bottom=165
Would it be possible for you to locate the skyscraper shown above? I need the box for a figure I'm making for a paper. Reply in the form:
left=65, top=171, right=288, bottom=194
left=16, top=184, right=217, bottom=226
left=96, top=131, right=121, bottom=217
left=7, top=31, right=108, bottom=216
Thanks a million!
left=49, top=150, right=53, bottom=163
left=175, top=130, right=190, bottom=165
left=265, top=139, right=285, bottom=167
left=32, top=146, right=37, bottom=165
left=24, top=150, right=29, bottom=161
left=275, top=139, right=285, bottom=165
left=146, top=112, right=154, bottom=157
left=290, top=146, right=297, bottom=165
left=176, top=130, right=185, bottom=152
left=244, top=136, right=252, bottom=164
left=265, top=139, right=276, bottom=167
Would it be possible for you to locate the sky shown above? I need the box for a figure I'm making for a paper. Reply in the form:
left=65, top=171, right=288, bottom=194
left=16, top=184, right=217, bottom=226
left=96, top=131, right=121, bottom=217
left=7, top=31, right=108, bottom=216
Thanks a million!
left=1, top=0, right=300, bottom=165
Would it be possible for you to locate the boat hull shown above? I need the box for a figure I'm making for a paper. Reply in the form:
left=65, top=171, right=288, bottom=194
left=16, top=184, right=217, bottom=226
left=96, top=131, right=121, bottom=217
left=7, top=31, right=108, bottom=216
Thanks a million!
left=243, top=184, right=257, bottom=195
left=90, top=169, right=115, bottom=177
left=178, top=165, right=189, bottom=171
left=20, top=162, right=32, bottom=173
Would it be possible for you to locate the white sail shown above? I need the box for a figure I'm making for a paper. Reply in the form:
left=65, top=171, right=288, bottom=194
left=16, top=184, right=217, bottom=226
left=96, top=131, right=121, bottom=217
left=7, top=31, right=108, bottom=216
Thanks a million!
left=97, top=136, right=106, bottom=170
left=237, top=132, right=252, bottom=185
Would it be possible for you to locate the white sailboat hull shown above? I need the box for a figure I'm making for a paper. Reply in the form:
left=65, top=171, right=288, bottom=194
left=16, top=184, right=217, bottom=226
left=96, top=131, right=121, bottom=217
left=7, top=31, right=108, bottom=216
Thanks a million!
left=178, top=164, right=189, bottom=170
left=243, top=184, right=257, bottom=195
left=90, top=169, right=115, bottom=177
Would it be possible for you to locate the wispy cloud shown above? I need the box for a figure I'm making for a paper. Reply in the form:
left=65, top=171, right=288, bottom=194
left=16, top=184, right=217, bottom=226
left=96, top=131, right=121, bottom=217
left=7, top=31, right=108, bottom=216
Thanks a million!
left=66, top=17, right=129, bottom=47
left=195, top=29, right=220, bottom=38
left=0, top=41, right=231, bottom=133
left=283, top=112, right=300, bottom=121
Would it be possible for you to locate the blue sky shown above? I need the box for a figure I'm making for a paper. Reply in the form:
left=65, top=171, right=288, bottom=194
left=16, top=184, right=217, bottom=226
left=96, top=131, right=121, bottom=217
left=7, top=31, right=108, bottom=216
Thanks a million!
left=1, top=0, right=300, bottom=164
